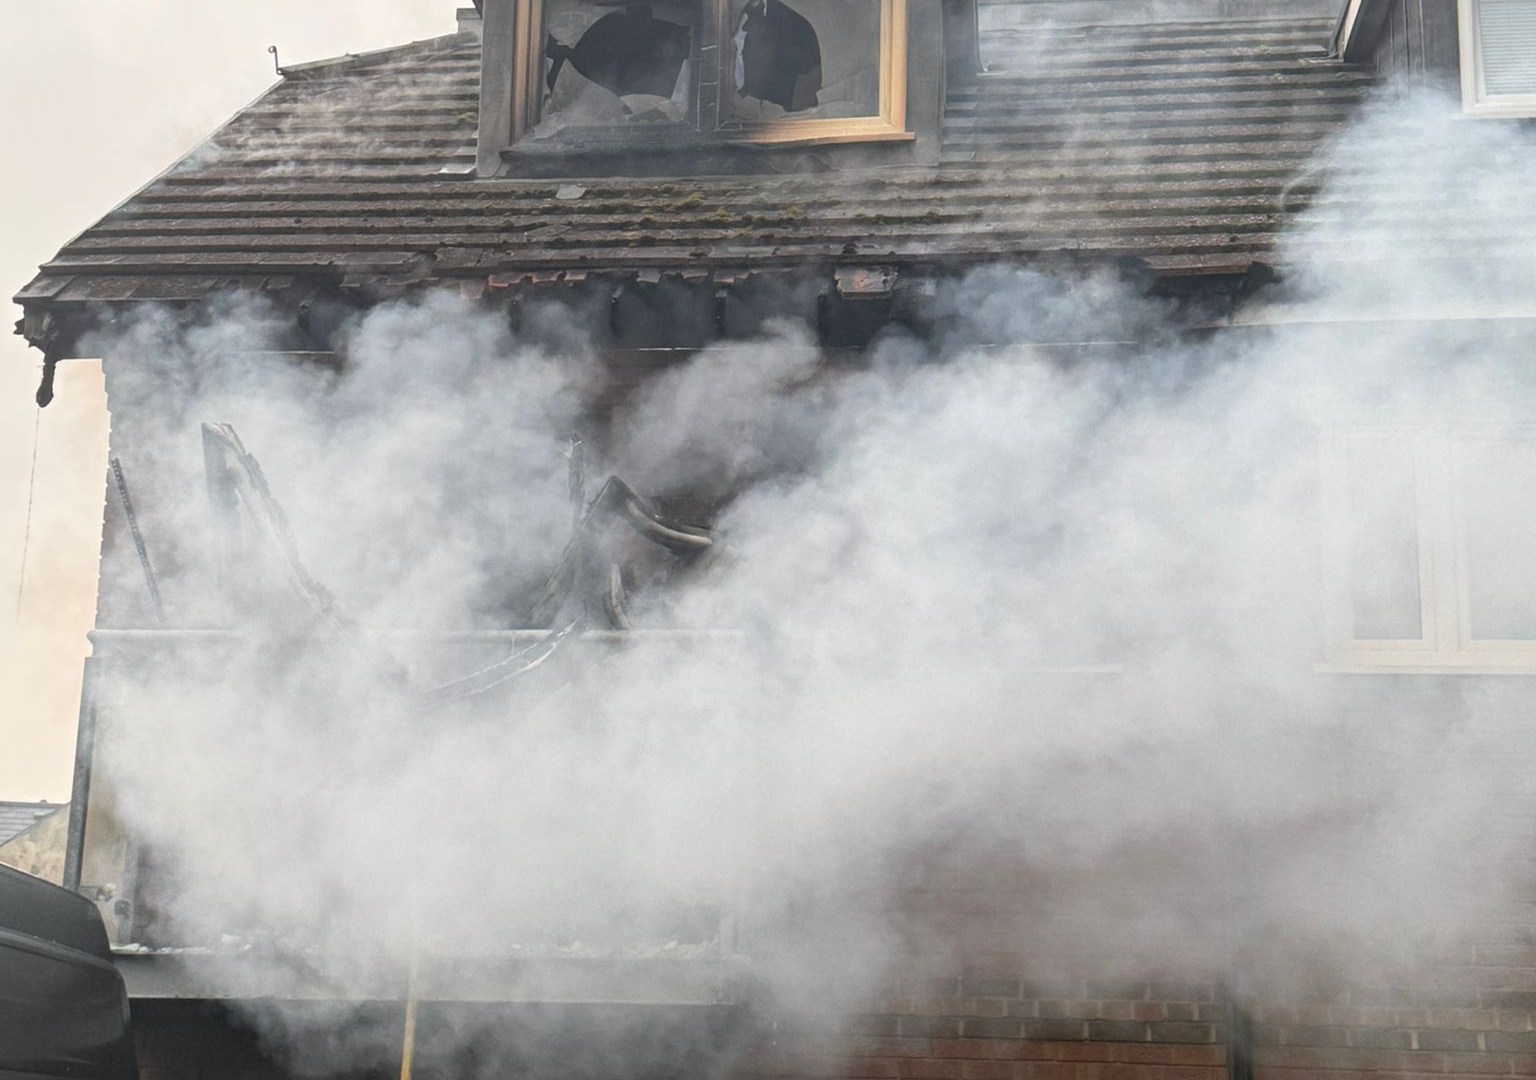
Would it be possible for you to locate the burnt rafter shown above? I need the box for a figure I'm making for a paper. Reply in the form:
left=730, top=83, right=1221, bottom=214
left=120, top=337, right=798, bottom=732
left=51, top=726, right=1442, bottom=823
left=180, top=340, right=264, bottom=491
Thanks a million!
left=193, top=425, right=715, bottom=699
left=426, top=619, right=583, bottom=700
left=109, top=457, right=166, bottom=627
left=201, top=422, right=361, bottom=641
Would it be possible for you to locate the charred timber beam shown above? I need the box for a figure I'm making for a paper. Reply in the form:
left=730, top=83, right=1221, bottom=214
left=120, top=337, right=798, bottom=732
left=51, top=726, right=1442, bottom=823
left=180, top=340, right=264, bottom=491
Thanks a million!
left=535, top=475, right=713, bottom=628
left=201, top=421, right=361, bottom=638
left=12, top=262, right=1267, bottom=370
left=109, top=457, right=166, bottom=626
left=62, top=661, right=99, bottom=893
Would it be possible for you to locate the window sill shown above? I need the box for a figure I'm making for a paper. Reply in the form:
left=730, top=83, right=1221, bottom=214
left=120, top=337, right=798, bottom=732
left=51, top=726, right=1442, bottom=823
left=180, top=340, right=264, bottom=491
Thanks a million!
left=495, top=124, right=921, bottom=177
left=1317, top=655, right=1536, bottom=675
left=721, top=122, right=915, bottom=147
left=502, top=125, right=915, bottom=156
left=1461, top=99, right=1536, bottom=120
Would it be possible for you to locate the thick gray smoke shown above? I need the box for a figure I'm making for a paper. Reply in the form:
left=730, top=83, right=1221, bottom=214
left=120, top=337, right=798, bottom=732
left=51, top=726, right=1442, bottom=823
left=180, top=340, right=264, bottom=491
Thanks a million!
left=76, top=86, right=1536, bottom=1069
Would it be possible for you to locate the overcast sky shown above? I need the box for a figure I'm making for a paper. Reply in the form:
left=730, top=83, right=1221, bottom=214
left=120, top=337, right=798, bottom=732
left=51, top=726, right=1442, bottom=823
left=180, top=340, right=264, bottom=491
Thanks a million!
left=0, top=2, right=455, bottom=801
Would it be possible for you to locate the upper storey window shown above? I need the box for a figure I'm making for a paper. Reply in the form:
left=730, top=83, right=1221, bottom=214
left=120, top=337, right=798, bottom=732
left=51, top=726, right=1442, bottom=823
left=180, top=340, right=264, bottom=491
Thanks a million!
left=539, top=0, right=700, bottom=133
left=476, top=0, right=916, bottom=174
left=1321, top=423, right=1536, bottom=671
left=1458, top=0, right=1536, bottom=117
left=721, top=0, right=905, bottom=141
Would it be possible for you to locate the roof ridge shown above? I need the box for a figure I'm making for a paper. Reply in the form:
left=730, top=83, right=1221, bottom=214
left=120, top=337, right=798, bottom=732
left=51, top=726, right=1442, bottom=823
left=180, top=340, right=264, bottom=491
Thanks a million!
left=278, top=30, right=476, bottom=81
left=1015, top=17, right=1337, bottom=31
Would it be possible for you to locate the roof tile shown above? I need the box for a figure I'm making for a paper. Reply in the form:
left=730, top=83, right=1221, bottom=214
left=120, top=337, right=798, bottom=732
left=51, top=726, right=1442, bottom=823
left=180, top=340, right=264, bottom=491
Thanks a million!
left=19, top=16, right=1370, bottom=304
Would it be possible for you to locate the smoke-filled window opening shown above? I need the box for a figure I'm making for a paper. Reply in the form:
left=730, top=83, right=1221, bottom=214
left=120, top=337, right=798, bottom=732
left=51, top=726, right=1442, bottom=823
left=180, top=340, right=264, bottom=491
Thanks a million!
left=1458, top=0, right=1536, bottom=118
left=1321, top=423, right=1536, bottom=670
left=716, top=0, right=906, bottom=140
left=534, top=0, right=703, bottom=136
left=480, top=0, right=914, bottom=164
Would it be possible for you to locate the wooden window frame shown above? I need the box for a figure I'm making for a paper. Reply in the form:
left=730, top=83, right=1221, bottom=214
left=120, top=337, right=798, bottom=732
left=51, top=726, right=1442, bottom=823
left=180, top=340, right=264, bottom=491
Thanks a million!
left=713, top=0, right=910, bottom=146
left=478, top=0, right=546, bottom=159
left=1321, top=423, right=1536, bottom=673
left=477, top=0, right=910, bottom=172
left=1333, top=0, right=1369, bottom=59
left=1457, top=0, right=1536, bottom=119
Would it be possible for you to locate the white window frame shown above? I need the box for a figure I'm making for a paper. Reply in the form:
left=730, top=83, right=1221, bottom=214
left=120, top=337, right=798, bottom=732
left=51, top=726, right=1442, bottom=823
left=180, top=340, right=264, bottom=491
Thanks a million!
left=1458, top=0, right=1536, bottom=119
left=1322, top=423, right=1536, bottom=673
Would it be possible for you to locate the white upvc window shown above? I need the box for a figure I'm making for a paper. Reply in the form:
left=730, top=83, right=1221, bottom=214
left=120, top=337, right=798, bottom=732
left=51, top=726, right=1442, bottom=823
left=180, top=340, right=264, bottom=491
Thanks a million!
left=1322, top=424, right=1536, bottom=671
left=1458, top=0, right=1536, bottom=118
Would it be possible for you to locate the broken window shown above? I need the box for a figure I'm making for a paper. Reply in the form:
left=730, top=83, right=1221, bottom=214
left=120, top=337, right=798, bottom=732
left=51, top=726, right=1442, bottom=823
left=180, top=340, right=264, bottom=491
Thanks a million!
left=726, top=0, right=881, bottom=122
left=534, top=0, right=701, bottom=135
left=482, top=0, right=909, bottom=157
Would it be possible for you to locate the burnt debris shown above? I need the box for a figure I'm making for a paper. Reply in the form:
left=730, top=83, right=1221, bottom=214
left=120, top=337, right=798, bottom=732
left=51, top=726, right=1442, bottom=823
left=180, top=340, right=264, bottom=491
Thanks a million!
left=535, top=476, right=714, bottom=630
left=427, top=619, right=583, bottom=700
left=196, top=423, right=714, bottom=699
left=201, top=422, right=359, bottom=640
left=109, top=457, right=166, bottom=627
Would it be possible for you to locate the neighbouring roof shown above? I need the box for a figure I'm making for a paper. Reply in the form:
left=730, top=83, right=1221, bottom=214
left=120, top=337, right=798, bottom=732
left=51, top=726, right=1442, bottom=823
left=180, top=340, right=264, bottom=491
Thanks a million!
left=0, top=802, right=62, bottom=846
left=16, top=15, right=1373, bottom=318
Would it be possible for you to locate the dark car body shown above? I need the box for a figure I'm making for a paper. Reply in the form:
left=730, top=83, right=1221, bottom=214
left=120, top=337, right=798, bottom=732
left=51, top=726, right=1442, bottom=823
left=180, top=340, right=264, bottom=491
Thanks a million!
left=0, top=864, right=137, bottom=1080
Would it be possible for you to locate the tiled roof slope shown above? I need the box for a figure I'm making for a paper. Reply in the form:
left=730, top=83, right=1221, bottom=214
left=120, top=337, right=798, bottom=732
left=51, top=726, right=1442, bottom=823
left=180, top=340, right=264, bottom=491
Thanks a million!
left=17, top=16, right=1372, bottom=308
left=0, top=802, right=61, bottom=846
left=977, top=0, right=1344, bottom=30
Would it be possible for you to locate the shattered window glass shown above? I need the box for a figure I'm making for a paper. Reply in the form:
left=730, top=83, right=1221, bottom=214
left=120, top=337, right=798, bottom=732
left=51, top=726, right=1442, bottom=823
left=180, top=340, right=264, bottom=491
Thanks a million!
left=535, top=0, right=701, bottom=135
left=726, top=0, right=881, bottom=122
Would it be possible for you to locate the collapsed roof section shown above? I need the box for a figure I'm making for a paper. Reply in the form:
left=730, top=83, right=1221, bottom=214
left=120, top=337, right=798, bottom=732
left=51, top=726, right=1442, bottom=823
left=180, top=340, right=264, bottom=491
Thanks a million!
left=14, top=11, right=1377, bottom=358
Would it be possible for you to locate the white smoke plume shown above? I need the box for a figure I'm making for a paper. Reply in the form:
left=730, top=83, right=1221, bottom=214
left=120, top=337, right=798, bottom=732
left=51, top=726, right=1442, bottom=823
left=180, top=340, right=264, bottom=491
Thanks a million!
left=70, top=86, right=1536, bottom=1070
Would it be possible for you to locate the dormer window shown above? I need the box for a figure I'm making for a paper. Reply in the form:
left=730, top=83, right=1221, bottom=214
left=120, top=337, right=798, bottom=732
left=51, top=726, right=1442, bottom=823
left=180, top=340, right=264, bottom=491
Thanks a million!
left=476, top=0, right=933, bottom=174
left=721, top=0, right=907, bottom=142
left=1458, top=0, right=1536, bottom=118
left=538, top=0, right=701, bottom=133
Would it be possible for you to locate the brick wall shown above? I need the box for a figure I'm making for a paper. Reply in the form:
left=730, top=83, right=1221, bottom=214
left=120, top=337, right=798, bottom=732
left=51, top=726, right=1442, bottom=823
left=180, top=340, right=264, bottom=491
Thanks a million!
left=733, top=961, right=1536, bottom=1080
left=1249, top=930, right=1536, bottom=1079
left=738, top=973, right=1229, bottom=1080
left=126, top=961, right=1536, bottom=1080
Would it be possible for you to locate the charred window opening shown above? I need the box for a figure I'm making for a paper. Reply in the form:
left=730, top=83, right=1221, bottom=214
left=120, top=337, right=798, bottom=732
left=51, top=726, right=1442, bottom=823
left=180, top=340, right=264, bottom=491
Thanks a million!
left=724, top=0, right=880, bottom=123
left=536, top=0, right=699, bottom=133
left=735, top=0, right=823, bottom=112
left=481, top=0, right=915, bottom=170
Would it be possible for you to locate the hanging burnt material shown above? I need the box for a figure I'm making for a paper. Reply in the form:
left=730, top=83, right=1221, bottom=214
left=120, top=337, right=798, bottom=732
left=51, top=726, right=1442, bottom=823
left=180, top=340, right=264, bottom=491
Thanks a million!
left=109, top=457, right=166, bottom=626
left=426, top=619, right=583, bottom=700
left=545, top=3, right=692, bottom=100
left=199, top=423, right=423, bottom=689
left=202, top=422, right=358, bottom=637
left=534, top=476, right=713, bottom=630
left=735, top=0, right=822, bottom=112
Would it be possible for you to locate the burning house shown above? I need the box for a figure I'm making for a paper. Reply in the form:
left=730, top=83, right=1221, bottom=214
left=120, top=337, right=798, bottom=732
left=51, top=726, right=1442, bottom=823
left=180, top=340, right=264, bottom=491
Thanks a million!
left=12, top=0, right=1536, bottom=1078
